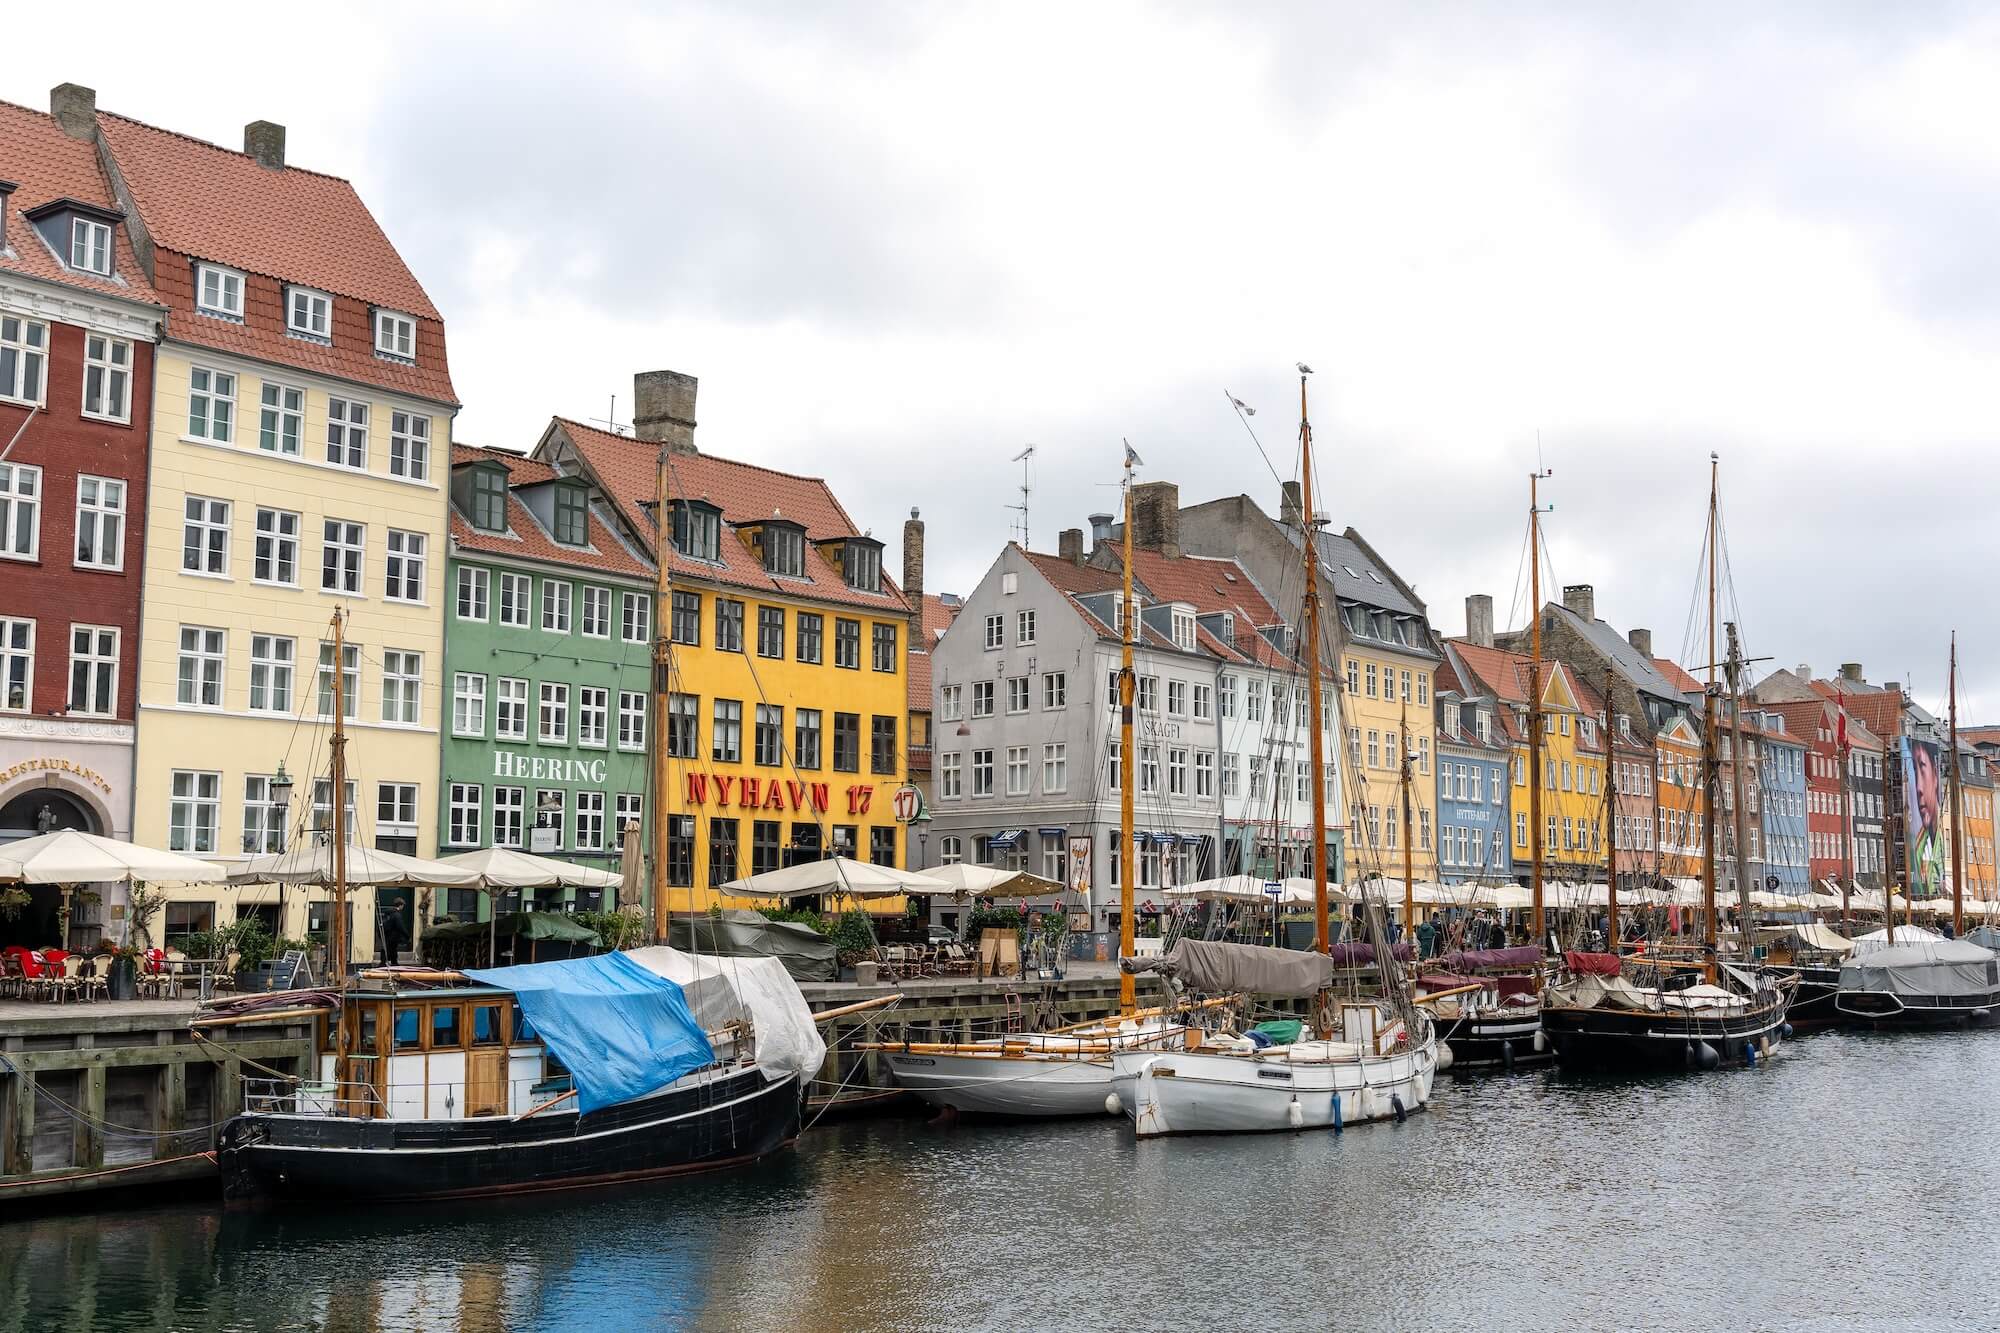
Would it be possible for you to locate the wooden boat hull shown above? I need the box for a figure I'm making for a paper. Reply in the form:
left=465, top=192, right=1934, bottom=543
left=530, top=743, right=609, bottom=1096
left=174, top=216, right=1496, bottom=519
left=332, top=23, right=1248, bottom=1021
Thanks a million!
left=1541, top=997, right=1789, bottom=1070
left=216, top=1066, right=799, bottom=1206
left=1431, top=1006, right=1550, bottom=1070
left=883, top=1049, right=1120, bottom=1118
left=1108, top=1036, right=1438, bottom=1137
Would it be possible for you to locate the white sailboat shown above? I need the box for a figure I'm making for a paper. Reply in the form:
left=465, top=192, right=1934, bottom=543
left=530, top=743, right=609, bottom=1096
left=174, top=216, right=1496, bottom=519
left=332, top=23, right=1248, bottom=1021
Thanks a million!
left=1109, top=369, right=1440, bottom=1137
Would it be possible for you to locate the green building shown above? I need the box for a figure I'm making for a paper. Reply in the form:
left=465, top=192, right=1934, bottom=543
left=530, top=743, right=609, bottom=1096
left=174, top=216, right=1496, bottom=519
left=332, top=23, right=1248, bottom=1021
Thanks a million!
left=437, top=442, right=657, bottom=921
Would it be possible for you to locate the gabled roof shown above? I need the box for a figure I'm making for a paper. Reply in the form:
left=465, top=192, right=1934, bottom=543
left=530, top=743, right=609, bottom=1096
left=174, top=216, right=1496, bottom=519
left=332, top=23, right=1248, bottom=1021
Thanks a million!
left=1809, top=679, right=1904, bottom=739
left=1307, top=526, right=1423, bottom=618
left=1017, top=548, right=1214, bottom=658
left=919, top=593, right=959, bottom=647
left=1445, top=639, right=1599, bottom=751
left=550, top=418, right=910, bottom=615
left=1653, top=657, right=1704, bottom=695
left=1098, top=547, right=1295, bottom=671
left=1747, top=667, right=1823, bottom=706
left=1544, top=603, right=1682, bottom=702
left=0, top=100, right=161, bottom=309
left=447, top=443, right=650, bottom=580
left=1759, top=698, right=1839, bottom=758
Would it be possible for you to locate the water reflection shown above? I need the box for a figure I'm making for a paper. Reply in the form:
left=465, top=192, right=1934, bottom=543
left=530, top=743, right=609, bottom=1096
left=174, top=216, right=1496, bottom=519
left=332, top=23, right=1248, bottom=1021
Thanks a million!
left=6, top=1029, right=2000, bottom=1331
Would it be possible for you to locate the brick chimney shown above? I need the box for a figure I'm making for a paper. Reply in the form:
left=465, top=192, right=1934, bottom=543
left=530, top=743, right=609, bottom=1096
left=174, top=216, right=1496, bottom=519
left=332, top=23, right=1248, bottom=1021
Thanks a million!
left=1627, top=627, right=1653, bottom=658
left=1840, top=663, right=1864, bottom=683
left=1058, top=528, right=1084, bottom=565
left=1280, top=480, right=1304, bottom=527
left=902, top=508, right=924, bottom=647
left=1130, top=481, right=1181, bottom=557
left=1563, top=584, right=1595, bottom=622
left=1465, top=594, right=1494, bottom=648
left=244, top=120, right=287, bottom=169
left=633, top=370, right=698, bottom=453
left=50, top=84, right=96, bottom=141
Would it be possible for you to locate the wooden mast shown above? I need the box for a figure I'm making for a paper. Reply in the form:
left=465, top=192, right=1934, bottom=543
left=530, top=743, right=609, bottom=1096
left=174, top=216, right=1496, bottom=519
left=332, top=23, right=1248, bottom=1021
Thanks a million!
left=329, top=606, right=349, bottom=981
left=1299, top=373, right=1331, bottom=956
left=1603, top=665, right=1619, bottom=951
left=1725, top=623, right=1757, bottom=959
left=1701, top=457, right=1720, bottom=969
left=1400, top=697, right=1415, bottom=939
left=1950, top=633, right=1964, bottom=938
left=1837, top=689, right=1853, bottom=934
left=1118, top=444, right=1139, bottom=1014
left=651, top=438, right=676, bottom=941
left=1528, top=469, right=1547, bottom=950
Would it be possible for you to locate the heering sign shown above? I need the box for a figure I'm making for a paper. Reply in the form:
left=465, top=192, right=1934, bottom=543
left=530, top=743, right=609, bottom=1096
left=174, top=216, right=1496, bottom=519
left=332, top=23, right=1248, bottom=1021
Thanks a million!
left=492, top=752, right=608, bottom=784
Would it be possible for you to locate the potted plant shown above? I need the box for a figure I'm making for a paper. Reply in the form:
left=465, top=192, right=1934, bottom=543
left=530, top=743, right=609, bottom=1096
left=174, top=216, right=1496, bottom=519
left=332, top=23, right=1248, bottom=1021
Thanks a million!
left=94, top=937, right=142, bottom=1000
left=228, top=918, right=277, bottom=991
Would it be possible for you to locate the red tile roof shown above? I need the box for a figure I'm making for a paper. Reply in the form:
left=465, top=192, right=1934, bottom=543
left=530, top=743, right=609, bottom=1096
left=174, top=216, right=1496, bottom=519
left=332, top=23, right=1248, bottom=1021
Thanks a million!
left=553, top=418, right=911, bottom=616
left=1447, top=639, right=1600, bottom=749
left=1808, top=680, right=1904, bottom=738
left=906, top=647, right=934, bottom=713
left=1653, top=657, right=1704, bottom=695
left=95, top=110, right=454, bottom=404
left=448, top=443, right=652, bottom=580
left=918, top=593, right=959, bottom=648
left=1106, top=547, right=1298, bottom=671
left=0, top=100, right=161, bottom=309
left=1018, top=548, right=1201, bottom=656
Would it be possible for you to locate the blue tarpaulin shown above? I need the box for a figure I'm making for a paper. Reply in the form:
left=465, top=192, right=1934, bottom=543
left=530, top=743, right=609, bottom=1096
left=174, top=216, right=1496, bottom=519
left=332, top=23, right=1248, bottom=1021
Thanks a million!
left=466, top=950, right=715, bottom=1114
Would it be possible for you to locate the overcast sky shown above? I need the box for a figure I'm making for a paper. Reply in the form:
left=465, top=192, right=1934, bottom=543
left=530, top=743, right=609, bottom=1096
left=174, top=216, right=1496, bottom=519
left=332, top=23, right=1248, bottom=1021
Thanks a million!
left=13, top=2, right=1999, bottom=716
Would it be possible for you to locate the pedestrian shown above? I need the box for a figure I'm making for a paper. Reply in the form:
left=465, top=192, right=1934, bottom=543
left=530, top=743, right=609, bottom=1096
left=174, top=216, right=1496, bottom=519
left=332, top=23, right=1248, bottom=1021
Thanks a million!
left=1416, top=916, right=1437, bottom=959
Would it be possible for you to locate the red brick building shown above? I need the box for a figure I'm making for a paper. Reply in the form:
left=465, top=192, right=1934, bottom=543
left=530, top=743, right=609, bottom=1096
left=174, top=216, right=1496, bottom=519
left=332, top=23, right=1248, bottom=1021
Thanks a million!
left=0, top=93, right=164, bottom=944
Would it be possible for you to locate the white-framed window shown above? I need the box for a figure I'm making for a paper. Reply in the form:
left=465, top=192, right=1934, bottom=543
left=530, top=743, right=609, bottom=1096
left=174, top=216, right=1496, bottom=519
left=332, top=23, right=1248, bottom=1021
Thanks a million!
left=1141, top=745, right=1160, bottom=793
left=316, top=641, right=360, bottom=720
left=581, top=585, right=611, bottom=638
left=248, top=634, right=294, bottom=714
left=449, top=783, right=482, bottom=847
left=971, top=680, right=994, bottom=718
left=498, top=572, right=531, bottom=627
left=242, top=775, right=285, bottom=855
left=287, top=286, right=332, bottom=339
left=539, top=682, right=569, bottom=743
left=381, top=650, right=422, bottom=724
left=258, top=383, right=304, bottom=456
left=1195, top=750, right=1215, bottom=797
left=972, top=748, right=994, bottom=796
left=1043, top=742, right=1067, bottom=793
left=615, top=792, right=643, bottom=840
left=1138, top=676, right=1158, bottom=713
left=389, top=411, right=429, bottom=480
left=176, top=626, right=224, bottom=708
left=1171, top=609, right=1195, bottom=651
left=168, top=770, right=220, bottom=853
left=0, top=317, right=47, bottom=406
left=939, top=752, right=963, bottom=798
left=81, top=334, right=130, bottom=421
left=252, top=507, right=299, bottom=585
left=578, top=686, right=609, bottom=748
left=73, top=475, right=124, bottom=570
left=326, top=398, right=367, bottom=469
left=1007, top=676, right=1029, bottom=714
left=542, top=580, right=572, bottom=633
left=1167, top=680, right=1187, bottom=717
left=452, top=672, right=486, bottom=736
left=495, top=676, right=528, bottom=740
left=1168, top=747, right=1188, bottom=795
left=984, top=614, right=1004, bottom=650
left=493, top=786, right=525, bottom=848
left=575, top=791, right=606, bottom=852
left=621, top=591, right=650, bottom=644
left=377, top=783, right=418, bottom=839
left=1193, top=683, right=1212, bottom=721
left=1042, top=672, right=1066, bottom=709
left=186, top=366, right=234, bottom=442
left=0, top=462, right=39, bottom=559
left=66, top=625, right=117, bottom=716
left=1017, top=609, right=1036, bottom=645
left=181, top=496, right=231, bottom=576
left=618, top=691, right=647, bottom=751
left=375, top=309, right=416, bottom=359
left=321, top=519, right=364, bottom=594
left=455, top=566, right=489, bottom=621
left=383, top=529, right=425, bottom=602
left=69, top=217, right=111, bottom=275
left=196, top=264, right=244, bottom=319
left=0, top=617, right=30, bottom=711
left=1220, top=752, right=1240, bottom=798
left=1006, top=746, right=1030, bottom=796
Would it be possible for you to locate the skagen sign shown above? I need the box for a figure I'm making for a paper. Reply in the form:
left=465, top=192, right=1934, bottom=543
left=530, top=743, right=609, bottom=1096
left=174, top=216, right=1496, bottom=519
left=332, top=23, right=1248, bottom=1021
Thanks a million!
left=492, top=752, right=609, bottom=784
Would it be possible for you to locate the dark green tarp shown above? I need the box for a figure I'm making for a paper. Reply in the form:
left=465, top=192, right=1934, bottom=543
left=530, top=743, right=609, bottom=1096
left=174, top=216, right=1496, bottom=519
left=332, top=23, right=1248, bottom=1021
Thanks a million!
left=425, top=911, right=599, bottom=943
left=668, top=909, right=838, bottom=983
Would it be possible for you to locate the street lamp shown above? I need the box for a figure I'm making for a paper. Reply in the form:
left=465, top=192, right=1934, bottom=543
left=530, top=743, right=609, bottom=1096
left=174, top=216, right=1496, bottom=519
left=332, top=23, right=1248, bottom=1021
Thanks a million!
left=916, top=810, right=933, bottom=869
left=268, top=763, right=294, bottom=850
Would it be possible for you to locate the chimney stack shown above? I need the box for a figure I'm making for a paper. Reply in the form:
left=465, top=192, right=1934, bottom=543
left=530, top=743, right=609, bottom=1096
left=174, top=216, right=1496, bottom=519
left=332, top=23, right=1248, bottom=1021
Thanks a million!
left=1058, top=528, right=1084, bottom=566
left=1797, top=663, right=1812, bottom=681
left=1840, top=663, right=1864, bottom=684
left=50, top=84, right=96, bottom=141
left=1562, top=584, right=1595, bottom=622
left=1465, top=594, right=1495, bottom=649
left=633, top=370, right=698, bottom=453
left=1627, top=627, right=1653, bottom=658
left=244, top=120, right=287, bottom=169
left=902, top=508, right=924, bottom=649
left=0, top=181, right=13, bottom=253
left=1885, top=681, right=1902, bottom=697
left=1280, top=480, right=1304, bottom=528
left=1129, top=481, right=1181, bottom=558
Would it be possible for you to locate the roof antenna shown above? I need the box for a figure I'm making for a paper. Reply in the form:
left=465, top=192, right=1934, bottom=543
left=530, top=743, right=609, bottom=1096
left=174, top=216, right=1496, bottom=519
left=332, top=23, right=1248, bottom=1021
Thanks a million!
left=588, top=393, right=628, bottom=436
left=1007, top=445, right=1035, bottom=548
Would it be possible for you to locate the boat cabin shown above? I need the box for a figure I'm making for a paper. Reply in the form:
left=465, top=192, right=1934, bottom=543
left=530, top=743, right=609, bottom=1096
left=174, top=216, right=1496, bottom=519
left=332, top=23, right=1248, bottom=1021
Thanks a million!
left=317, top=987, right=556, bottom=1120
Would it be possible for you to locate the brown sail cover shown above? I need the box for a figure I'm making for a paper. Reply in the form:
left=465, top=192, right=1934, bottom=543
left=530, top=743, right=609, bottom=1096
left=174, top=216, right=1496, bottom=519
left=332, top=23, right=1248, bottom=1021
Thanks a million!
left=1565, top=951, right=1623, bottom=976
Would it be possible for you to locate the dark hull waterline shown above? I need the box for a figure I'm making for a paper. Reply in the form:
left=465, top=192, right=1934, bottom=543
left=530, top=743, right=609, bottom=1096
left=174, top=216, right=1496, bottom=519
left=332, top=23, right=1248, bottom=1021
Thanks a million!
left=1541, top=999, right=1790, bottom=1070
left=1833, top=988, right=2000, bottom=1030
left=1433, top=1010, right=1551, bottom=1070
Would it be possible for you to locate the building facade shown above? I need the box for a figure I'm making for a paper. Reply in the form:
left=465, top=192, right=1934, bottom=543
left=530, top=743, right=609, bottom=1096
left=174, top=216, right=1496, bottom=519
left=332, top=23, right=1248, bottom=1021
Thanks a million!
left=94, top=96, right=458, bottom=956
left=435, top=444, right=656, bottom=919
left=0, top=92, right=165, bottom=948
left=1433, top=664, right=1510, bottom=885
left=1755, top=712, right=1810, bottom=895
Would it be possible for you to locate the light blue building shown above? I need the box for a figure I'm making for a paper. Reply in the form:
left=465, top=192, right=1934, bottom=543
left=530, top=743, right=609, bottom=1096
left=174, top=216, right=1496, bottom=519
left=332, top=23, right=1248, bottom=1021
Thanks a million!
left=1756, top=710, right=1810, bottom=894
left=1434, top=671, right=1512, bottom=885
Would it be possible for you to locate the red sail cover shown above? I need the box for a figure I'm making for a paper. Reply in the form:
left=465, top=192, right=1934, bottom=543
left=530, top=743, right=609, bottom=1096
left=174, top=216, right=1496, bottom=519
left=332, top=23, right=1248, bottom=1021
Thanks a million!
left=1438, top=947, right=1541, bottom=972
left=1565, top=951, right=1623, bottom=976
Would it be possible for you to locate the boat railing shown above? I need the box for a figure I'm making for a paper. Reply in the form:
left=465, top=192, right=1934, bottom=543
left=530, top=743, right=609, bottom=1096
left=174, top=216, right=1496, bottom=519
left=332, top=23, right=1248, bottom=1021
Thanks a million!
left=243, top=1077, right=386, bottom=1118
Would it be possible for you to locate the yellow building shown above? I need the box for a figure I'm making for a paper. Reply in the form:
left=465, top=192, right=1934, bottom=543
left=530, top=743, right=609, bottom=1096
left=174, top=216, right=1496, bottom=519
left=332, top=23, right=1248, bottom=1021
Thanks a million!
left=546, top=378, right=911, bottom=913
left=98, top=110, right=458, bottom=957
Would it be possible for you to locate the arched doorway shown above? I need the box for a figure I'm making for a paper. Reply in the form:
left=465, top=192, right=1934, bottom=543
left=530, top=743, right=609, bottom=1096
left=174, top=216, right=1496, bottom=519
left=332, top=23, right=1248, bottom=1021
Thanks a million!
left=0, top=788, right=101, bottom=951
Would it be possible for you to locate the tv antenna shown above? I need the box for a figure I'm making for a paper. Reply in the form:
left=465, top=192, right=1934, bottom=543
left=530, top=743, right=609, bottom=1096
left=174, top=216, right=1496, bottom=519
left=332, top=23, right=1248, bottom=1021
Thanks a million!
left=1007, top=445, right=1035, bottom=547
left=588, top=393, right=629, bottom=436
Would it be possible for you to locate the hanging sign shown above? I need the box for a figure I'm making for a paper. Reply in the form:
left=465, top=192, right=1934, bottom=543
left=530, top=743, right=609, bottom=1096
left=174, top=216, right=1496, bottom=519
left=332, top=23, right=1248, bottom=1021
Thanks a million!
left=1068, top=836, right=1092, bottom=893
left=892, top=785, right=926, bottom=825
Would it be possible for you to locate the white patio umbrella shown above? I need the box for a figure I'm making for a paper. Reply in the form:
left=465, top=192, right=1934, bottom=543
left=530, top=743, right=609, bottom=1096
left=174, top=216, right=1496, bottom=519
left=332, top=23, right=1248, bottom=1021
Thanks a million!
left=920, top=863, right=1066, bottom=899
left=716, top=856, right=951, bottom=901
left=1161, top=874, right=1284, bottom=905
left=434, top=847, right=626, bottom=966
left=0, top=829, right=227, bottom=884
left=229, top=840, right=482, bottom=887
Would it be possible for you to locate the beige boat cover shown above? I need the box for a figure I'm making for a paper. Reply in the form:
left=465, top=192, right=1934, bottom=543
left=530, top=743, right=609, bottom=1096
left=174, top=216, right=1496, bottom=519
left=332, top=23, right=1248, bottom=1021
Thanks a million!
left=1131, top=939, right=1341, bottom=998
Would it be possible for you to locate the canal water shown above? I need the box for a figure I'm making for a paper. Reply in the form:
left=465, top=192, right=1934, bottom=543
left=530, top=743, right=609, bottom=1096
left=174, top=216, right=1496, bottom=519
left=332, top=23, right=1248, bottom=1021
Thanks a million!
left=3, top=1025, right=1995, bottom=1332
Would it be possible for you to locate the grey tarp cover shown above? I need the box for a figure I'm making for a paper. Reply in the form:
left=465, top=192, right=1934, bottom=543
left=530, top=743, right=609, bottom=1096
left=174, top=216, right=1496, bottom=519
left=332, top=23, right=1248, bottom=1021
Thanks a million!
left=1126, top=938, right=1340, bottom=998
left=1966, top=927, right=2000, bottom=952
left=1839, top=939, right=1999, bottom=999
left=667, top=909, right=838, bottom=983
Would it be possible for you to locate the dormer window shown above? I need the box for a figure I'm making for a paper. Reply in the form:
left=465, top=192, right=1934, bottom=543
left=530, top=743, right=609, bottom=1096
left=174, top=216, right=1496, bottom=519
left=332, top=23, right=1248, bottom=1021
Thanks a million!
left=1475, top=708, right=1492, bottom=743
left=760, top=521, right=805, bottom=577
left=1171, top=608, right=1196, bottom=651
left=671, top=500, right=722, bottom=562
left=841, top=539, right=882, bottom=592
left=69, top=217, right=110, bottom=275
left=374, top=310, right=416, bottom=360
left=470, top=467, right=507, bottom=532
left=553, top=483, right=588, bottom=546
left=286, top=287, right=332, bottom=340
left=1444, top=701, right=1461, bottom=737
left=197, top=264, right=244, bottom=319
